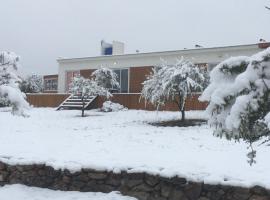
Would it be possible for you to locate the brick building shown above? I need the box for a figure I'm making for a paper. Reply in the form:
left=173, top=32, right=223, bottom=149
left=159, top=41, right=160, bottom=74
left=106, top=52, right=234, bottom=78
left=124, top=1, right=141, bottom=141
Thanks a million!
left=36, top=42, right=270, bottom=110
left=57, top=42, right=270, bottom=93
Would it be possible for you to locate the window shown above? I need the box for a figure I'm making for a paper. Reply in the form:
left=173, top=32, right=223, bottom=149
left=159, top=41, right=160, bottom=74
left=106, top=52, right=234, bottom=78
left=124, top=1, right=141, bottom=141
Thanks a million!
left=104, top=47, right=113, bottom=55
left=112, top=69, right=129, bottom=93
left=44, top=79, right=57, bottom=91
left=66, top=71, right=80, bottom=92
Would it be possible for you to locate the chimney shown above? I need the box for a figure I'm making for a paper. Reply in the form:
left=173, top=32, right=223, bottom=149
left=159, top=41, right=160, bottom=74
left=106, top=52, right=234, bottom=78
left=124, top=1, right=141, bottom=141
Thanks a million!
left=112, top=41, right=125, bottom=55
left=101, top=40, right=125, bottom=55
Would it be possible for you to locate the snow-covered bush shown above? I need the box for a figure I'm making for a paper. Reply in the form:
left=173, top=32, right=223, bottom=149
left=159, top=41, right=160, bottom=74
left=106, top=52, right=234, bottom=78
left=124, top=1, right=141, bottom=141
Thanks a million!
left=92, top=67, right=119, bottom=90
left=141, top=58, right=205, bottom=121
left=70, top=76, right=112, bottom=117
left=0, top=97, right=9, bottom=107
left=70, top=68, right=120, bottom=117
left=0, top=52, right=29, bottom=116
left=20, top=74, right=43, bottom=93
left=101, top=101, right=127, bottom=112
left=200, top=48, right=270, bottom=164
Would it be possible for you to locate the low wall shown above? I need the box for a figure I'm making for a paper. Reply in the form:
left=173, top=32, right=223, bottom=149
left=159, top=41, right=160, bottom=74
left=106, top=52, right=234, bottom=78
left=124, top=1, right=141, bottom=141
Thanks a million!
left=0, top=162, right=268, bottom=200
left=26, top=94, right=69, bottom=107
left=27, top=93, right=207, bottom=111
left=107, top=93, right=207, bottom=111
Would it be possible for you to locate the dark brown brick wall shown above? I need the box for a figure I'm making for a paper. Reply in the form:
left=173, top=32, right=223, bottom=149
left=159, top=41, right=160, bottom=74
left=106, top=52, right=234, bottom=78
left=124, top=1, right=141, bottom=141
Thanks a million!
left=80, top=66, right=154, bottom=93
left=129, top=66, right=153, bottom=93
left=258, top=42, right=270, bottom=49
left=27, top=93, right=207, bottom=111
left=43, top=74, right=58, bottom=79
left=97, top=94, right=207, bottom=111
left=80, top=69, right=95, bottom=79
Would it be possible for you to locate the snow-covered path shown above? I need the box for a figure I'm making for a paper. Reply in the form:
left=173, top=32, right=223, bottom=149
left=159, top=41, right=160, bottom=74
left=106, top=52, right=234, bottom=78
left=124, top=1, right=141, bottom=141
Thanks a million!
left=0, top=184, right=136, bottom=200
left=0, top=108, right=269, bottom=188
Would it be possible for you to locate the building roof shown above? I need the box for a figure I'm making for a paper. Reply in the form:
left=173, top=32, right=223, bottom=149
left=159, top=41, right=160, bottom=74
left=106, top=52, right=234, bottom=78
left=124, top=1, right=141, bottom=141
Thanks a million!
left=57, top=43, right=269, bottom=63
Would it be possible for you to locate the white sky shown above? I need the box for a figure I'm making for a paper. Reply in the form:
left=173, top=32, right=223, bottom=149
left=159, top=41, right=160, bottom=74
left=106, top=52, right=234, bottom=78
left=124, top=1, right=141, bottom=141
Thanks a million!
left=1, top=0, right=270, bottom=76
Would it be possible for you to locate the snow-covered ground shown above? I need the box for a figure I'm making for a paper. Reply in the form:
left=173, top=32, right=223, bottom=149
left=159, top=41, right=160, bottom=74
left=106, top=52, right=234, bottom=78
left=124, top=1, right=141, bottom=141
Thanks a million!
left=0, top=184, right=136, bottom=200
left=0, top=108, right=269, bottom=188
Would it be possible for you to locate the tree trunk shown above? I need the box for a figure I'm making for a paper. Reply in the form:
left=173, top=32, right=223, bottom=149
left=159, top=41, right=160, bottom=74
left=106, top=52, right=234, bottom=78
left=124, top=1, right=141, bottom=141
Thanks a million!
left=174, top=99, right=185, bottom=122
left=175, top=93, right=186, bottom=122
left=181, top=108, right=185, bottom=122
left=81, top=97, right=85, bottom=117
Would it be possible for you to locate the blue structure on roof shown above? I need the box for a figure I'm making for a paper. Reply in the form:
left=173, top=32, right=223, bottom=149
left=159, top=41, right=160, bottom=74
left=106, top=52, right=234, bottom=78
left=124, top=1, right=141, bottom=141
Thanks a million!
left=101, top=40, right=113, bottom=55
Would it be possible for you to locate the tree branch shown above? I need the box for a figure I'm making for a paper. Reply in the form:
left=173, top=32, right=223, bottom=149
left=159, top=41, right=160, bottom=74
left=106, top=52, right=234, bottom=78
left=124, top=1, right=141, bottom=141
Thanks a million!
left=0, top=62, right=11, bottom=67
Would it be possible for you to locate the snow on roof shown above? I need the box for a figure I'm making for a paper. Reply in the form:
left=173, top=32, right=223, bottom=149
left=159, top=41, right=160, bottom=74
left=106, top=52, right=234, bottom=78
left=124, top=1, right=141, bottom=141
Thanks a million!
left=57, top=43, right=267, bottom=63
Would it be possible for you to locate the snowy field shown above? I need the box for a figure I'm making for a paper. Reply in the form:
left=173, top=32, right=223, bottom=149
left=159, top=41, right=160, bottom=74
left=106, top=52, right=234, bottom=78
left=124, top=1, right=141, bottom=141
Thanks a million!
left=0, top=108, right=269, bottom=188
left=0, top=184, right=136, bottom=200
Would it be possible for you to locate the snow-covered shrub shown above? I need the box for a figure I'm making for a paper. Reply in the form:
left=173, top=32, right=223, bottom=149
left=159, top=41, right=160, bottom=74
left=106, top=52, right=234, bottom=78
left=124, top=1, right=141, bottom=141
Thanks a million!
left=20, top=74, right=43, bottom=93
left=92, top=67, right=119, bottom=90
left=0, top=52, right=29, bottom=116
left=101, top=101, right=127, bottom=112
left=0, top=97, right=9, bottom=107
left=70, top=76, right=112, bottom=117
left=70, top=68, right=120, bottom=117
left=141, top=58, right=205, bottom=121
left=200, top=48, right=270, bottom=164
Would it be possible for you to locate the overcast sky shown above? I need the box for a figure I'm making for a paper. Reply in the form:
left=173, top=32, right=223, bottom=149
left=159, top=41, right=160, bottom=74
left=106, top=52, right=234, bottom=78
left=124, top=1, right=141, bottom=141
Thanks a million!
left=1, top=0, right=270, bottom=76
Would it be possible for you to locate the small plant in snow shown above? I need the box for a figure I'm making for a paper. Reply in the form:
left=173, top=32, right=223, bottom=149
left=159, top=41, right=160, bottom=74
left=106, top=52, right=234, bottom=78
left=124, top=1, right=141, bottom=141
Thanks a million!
left=101, top=101, right=127, bottom=112
left=0, top=52, right=29, bottom=116
left=70, top=76, right=112, bottom=117
left=200, top=47, right=270, bottom=165
left=92, top=67, right=119, bottom=90
left=141, top=58, right=205, bottom=121
left=20, top=74, right=43, bottom=93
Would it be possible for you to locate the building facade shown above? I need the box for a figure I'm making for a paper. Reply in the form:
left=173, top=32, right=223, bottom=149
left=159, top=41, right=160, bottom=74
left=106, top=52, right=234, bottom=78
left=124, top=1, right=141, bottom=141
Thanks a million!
left=57, top=43, right=270, bottom=94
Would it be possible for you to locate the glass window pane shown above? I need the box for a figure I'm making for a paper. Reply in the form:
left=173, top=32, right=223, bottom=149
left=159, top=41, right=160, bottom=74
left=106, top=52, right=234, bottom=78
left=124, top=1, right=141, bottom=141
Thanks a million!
left=113, top=70, right=120, bottom=92
left=120, top=69, right=128, bottom=93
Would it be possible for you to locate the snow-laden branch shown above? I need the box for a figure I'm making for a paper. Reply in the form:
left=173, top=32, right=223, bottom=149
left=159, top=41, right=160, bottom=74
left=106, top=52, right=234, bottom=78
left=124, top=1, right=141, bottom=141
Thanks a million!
left=0, top=52, right=29, bottom=116
left=141, top=58, right=205, bottom=121
left=200, top=47, right=270, bottom=164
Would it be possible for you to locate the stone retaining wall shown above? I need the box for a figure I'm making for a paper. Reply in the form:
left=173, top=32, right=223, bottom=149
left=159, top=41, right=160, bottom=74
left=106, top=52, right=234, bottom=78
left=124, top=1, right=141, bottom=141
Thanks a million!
left=0, top=162, right=269, bottom=200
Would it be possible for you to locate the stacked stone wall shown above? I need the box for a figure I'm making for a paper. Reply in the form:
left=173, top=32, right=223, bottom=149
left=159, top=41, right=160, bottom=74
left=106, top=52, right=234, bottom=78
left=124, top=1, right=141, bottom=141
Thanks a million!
left=0, top=162, right=269, bottom=200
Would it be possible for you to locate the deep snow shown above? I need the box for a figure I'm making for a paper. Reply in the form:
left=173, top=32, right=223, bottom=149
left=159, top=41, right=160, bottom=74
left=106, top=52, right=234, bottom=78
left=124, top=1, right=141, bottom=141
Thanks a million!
left=0, top=184, right=136, bottom=200
left=0, top=108, right=269, bottom=188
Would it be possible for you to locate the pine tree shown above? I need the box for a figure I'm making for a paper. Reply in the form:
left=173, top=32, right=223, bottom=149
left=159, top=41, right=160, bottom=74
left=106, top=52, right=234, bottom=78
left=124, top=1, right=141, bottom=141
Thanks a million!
left=200, top=48, right=270, bottom=164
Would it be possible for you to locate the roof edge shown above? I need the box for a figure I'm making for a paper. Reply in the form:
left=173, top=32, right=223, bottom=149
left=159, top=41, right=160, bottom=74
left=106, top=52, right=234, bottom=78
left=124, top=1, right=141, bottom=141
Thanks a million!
left=57, top=43, right=269, bottom=63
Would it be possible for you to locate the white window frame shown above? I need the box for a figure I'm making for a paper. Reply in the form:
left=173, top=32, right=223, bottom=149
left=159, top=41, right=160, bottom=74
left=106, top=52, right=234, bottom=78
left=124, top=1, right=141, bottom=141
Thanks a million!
left=111, top=68, right=130, bottom=93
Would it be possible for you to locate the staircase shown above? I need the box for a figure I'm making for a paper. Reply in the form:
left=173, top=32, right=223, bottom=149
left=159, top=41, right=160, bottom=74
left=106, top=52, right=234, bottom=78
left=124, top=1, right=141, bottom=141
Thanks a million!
left=56, top=94, right=98, bottom=110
